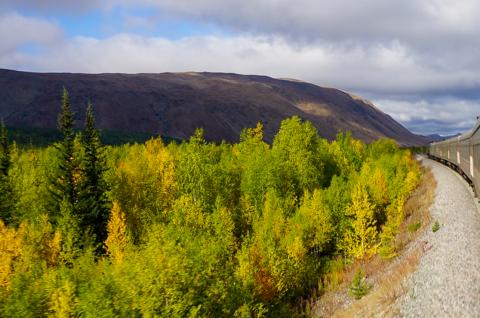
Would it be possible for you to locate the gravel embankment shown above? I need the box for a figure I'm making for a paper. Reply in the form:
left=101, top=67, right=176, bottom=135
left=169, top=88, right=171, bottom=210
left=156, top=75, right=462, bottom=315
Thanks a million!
left=398, top=157, right=480, bottom=317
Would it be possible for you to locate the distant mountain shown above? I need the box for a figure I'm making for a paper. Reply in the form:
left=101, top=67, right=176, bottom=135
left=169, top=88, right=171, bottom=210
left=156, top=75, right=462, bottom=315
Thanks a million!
left=426, top=133, right=461, bottom=143
left=0, top=69, right=429, bottom=145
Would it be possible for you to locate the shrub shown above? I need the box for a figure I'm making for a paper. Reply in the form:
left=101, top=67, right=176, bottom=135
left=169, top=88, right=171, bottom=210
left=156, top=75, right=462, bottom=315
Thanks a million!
left=408, top=222, right=421, bottom=232
left=432, top=221, right=440, bottom=232
left=348, top=269, right=372, bottom=300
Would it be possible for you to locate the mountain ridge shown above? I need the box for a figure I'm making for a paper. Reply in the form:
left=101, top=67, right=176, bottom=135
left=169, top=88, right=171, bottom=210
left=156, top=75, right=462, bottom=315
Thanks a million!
left=0, top=68, right=428, bottom=145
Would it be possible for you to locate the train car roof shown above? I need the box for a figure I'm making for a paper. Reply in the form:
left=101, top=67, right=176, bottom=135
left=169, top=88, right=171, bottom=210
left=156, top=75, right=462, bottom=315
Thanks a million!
left=431, top=120, right=480, bottom=146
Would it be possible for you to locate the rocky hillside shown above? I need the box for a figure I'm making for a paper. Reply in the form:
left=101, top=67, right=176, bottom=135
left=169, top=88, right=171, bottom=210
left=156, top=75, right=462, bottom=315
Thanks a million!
left=0, top=69, right=428, bottom=145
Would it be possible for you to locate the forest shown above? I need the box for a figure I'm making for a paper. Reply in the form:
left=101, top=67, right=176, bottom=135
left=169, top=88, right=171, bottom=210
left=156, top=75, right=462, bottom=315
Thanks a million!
left=0, top=90, right=421, bottom=317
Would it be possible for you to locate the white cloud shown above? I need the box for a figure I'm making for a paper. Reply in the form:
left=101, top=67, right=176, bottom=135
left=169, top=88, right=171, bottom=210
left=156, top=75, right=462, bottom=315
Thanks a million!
left=0, top=0, right=103, bottom=12
left=1, top=3, right=480, bottom=135
left=373, top=98, right=480, bottom=135
left=0, top=12, right=63, bottom=55
left=2, top=33, right=474, bottom=95
left=123, top=0, right=480, bottom=43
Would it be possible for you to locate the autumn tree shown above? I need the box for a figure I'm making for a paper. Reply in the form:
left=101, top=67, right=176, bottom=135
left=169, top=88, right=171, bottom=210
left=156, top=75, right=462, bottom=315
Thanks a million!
left=0, top=219, right=22, bottom=289
left=112, top=138, right=177, bottom=240
left=49, top=280, right=76, bottom=317
left=0, top=115, right=424, bottom=316
left=271, top=116, right=324, bottom=197
left=105, top=201, right=129, bottom=265
left=341, top=183, right=378, bottom=259
left=291, top=189, right=332, bottom=255
left=236, top=122, right=273, bottom=211
left=176, top=129, right=217, bottom=211
left=329, top=132, right=365, bottom=174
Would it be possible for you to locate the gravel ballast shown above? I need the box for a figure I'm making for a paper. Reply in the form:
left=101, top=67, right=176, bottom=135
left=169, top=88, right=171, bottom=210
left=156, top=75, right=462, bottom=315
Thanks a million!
left=398, top=157, right=480, bottom=317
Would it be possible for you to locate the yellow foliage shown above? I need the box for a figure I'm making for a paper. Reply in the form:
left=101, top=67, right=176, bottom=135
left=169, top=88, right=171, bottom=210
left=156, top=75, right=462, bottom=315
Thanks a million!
left=286, top=236, right=306, bottom=263
left=262, top=193, right=286, bottom=242
left=239, top=195, right=255, bottom=231
left=386, top=195, right=405, bottom=225
left=49, top=280, right=76, bottom=318
left=342, top=184, right=379, bottom=259
left=0, top=220, right=22, bottom=289
left=47, top=231, right=62, bottom=267
left=379, top=195, right=407, bottom=259
left=404, top=170, right=419, bottom=195
left=240, top=122, right=264, bottom=143
left=171, top=195, right=206, bottom=230
left=329, top=141, right=350, bottom=173
left=20, top=215, right=63, bottom=268
left=370, top=168, right=389, bottom=206
left=378, top=222, right=397, bottom=259
left=213, top=206, right=236, bottom=250
left=144, top=139, right=177, bottom=204
left=252, top=122, right=264, bottom=141
left=352, top=139, right=366, bottom=156
left=296, top=189, right=332, bottom=249
left=117, top=138, right=177, bottom=216
left=105, top=201, right=129, bottom=265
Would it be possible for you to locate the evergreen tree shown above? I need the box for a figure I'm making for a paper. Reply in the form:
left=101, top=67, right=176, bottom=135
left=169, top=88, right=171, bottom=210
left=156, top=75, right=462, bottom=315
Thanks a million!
left=79, top=102, right=110, bottom=246
left=0, top=120, right=13, bottom=223
left=0, top=120, right=10, bottom=176
left=50, top=88, right=80, bottom=221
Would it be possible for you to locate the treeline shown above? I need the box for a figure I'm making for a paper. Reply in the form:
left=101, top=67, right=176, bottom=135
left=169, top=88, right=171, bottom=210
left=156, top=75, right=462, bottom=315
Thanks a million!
left=0, top=91, right=420, bottom=317
left=5, top=126, right=175, bottom=147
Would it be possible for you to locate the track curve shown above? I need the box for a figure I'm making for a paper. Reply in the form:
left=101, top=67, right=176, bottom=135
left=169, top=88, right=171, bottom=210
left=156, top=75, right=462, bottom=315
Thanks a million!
left=398, top=157, right=480, bottom=317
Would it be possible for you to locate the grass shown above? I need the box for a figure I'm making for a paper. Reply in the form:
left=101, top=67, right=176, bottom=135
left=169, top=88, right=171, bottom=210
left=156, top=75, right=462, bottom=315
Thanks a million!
left=432, top=221, right=440, bottom=232
left=348, top=270, right=372, bottom=300
left=331, top=248, right=423, bottom=318
left=307, top=165, right=436, bottom=318
left=408, top=222, right=422, bottom=232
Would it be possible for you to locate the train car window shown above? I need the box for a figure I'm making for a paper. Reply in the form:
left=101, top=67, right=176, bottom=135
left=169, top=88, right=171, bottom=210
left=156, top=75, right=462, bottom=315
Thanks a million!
left=470, top=155, right=474, bottom=177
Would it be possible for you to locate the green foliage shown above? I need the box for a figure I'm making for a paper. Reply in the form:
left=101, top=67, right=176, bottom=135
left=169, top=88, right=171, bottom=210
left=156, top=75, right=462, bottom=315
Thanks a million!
left=408, top=222, right=422, bottom=232
left=78, top=103, right=110, bottom=248
left=0, top=121, right=14, bottom=224
left=236, top=123, right=273, bottom=211
left=49, top=88, right=80, bottom=220
left=46, top=92, right=111, bottom=254
left=9, top=146, right=55, bottom=223
left=0, top=98, right=422, bottom=316
left=271, top=117, right=326, bottom=196
left=378, top=221, right=398, bottom=260
left=348, top=269, right=372, bottom=300
left=6, top=125, right=174, bottom=147
left=0, top=120, right=10, bottom=176
left=432, top=221, right=440, bottom=232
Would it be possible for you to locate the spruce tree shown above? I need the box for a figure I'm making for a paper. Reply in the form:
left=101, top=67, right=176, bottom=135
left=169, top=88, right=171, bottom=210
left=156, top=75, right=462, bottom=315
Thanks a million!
left=0, top=120, right=10, bottom=176
left=50, top=88, right=80, bottom=220
left=79, top=102, right=110, bottom=246
left=0, top=120, right=13, bottom=223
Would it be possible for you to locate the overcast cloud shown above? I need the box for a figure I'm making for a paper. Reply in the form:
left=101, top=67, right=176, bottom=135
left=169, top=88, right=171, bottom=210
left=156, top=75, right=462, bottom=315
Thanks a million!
left=0, top=1, right=479, bottom=135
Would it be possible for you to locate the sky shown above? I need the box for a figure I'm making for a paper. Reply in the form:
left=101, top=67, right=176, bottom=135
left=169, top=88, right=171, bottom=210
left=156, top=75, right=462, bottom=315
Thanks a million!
left=1, top=0, right=479, bottom=136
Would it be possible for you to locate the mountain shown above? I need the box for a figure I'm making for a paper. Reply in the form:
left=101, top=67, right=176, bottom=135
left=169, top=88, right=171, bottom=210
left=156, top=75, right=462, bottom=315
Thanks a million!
left=426, top=133, right=461, bottom=143
left=0, top=68, right=428, bottom=145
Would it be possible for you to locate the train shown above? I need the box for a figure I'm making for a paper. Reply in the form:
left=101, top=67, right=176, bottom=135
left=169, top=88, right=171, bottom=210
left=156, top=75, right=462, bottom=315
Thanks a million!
left=428, top=120, right=480, bottom=196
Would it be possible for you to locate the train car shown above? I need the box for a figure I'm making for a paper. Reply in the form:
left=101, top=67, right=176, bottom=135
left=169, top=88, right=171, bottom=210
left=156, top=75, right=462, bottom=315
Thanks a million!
left=429, top=121, right=480, bottom=196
